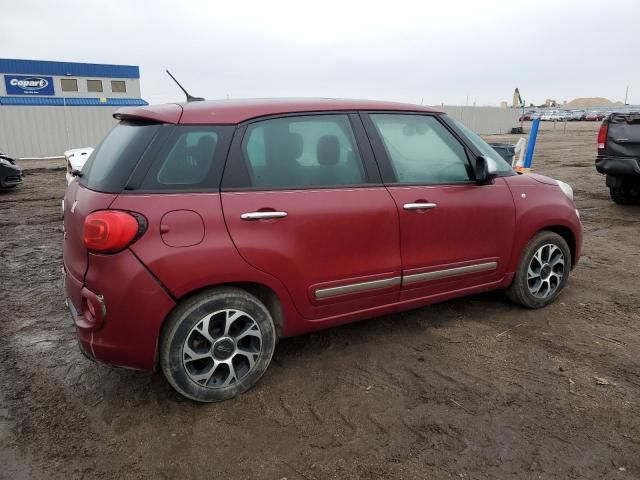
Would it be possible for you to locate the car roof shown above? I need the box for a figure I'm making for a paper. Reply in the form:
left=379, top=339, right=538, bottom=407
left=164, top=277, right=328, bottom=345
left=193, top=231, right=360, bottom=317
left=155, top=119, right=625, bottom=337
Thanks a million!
left=114, top=98, right=443, bottom=125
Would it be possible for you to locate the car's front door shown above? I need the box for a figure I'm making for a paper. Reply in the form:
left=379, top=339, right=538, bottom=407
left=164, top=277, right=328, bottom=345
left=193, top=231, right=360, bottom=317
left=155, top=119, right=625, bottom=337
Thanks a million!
left=362, top=112, right=516, bottom=302
left=221, top=113, right=402, bottom=321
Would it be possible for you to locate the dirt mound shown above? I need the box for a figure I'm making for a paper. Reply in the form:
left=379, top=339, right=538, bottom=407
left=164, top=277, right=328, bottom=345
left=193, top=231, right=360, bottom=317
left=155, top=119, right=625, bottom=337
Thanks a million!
left=565, top=97, right=624, bottom=108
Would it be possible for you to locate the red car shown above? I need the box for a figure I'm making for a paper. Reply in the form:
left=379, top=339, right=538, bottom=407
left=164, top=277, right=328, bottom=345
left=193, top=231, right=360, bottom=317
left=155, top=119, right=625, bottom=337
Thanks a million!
left=63, top=98, right=582, bottom=402
left=586, top=112, right=607, bottom=121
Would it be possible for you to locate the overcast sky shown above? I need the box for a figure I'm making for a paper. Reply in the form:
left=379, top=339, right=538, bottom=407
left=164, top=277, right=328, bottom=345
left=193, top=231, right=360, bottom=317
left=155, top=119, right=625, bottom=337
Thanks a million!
left=2, top=0, right=638, bottom=106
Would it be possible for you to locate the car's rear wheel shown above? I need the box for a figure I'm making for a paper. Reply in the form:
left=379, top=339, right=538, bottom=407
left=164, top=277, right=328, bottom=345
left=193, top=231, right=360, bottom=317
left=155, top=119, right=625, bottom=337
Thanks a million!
left=609, top=185, right=639, bottom=205
left=160, top=287, right=276, bottom=402
left=506, top=231, right=571, bottom=309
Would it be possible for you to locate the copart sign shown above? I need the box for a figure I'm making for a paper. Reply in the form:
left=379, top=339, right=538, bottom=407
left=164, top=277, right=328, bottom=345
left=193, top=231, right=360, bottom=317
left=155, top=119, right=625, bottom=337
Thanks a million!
left=4, top=75, right=55, bottom=95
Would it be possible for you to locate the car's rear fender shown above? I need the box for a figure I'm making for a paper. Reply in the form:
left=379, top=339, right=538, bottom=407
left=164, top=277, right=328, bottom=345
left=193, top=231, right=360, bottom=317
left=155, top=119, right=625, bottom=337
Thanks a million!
left=108, top=192, right=304, bottom=337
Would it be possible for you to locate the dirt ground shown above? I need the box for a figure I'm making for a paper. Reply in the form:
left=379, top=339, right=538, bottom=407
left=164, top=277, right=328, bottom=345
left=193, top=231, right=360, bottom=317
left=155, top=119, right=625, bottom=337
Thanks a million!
left=1, top=121, right=639, bottom=479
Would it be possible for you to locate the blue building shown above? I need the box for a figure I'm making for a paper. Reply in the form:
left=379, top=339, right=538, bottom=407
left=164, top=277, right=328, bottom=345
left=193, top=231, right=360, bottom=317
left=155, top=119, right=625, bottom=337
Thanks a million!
left=0, top=58, right=148, bottom=157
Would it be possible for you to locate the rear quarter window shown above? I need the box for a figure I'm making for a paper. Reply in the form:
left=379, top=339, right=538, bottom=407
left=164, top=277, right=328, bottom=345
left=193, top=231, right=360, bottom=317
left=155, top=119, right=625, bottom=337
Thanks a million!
left=156, top=130, right=219, bottom=185
left=80, top=121, right=162, bottom=193
left=138, top=125, right=233, bottom=191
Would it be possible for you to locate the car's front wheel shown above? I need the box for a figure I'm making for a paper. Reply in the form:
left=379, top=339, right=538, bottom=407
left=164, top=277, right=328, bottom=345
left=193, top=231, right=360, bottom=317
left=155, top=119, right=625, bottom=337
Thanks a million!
left=506, top=231, right=571, bottom=309
left=160, top=287, right=276, bottom=402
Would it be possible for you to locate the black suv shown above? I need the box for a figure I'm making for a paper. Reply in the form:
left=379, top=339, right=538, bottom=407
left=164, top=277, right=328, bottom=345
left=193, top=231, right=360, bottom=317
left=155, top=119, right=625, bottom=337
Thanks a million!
left=596, top=112, right=640, bottom=204
left=0, top=151, right=23, bottom=190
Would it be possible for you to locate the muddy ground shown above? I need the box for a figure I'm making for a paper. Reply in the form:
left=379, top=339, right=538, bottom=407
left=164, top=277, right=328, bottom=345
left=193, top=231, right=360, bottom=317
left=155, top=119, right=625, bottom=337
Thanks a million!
left=1, top=121, right=639, bottom=479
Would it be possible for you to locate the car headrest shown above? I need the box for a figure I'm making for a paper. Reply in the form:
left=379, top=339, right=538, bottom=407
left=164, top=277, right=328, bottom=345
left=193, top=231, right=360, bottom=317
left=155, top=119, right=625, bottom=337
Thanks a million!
left=197, top=135, right=216, bottom=151
left=286, top=132, right=303, bottom=160
left=190, top=135, right=216, bottom=162
left=317, top=135, right=340, bottom=166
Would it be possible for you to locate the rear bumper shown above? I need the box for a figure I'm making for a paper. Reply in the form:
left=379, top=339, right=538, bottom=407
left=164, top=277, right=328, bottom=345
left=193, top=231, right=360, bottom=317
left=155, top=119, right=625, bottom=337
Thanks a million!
left=596, top=155, right=640, bottom=177
left=64, top=249, right=176, bottom=370
left=0, top=165, right=24, bottom=188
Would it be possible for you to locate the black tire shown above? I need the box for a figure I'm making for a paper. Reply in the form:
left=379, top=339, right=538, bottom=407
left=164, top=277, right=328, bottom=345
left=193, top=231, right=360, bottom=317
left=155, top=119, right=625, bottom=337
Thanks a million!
left=609, top=186, right=637, bottom=205
left=506, top=231, right=572, bottom=309
left=160, top=287, right=276, bottom=402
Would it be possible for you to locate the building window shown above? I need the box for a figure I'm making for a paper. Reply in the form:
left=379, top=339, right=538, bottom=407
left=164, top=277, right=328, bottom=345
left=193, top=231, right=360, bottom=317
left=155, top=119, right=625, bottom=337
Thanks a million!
left=87, top=80, right=103, bottom=92
left=60, top=78, right=78, bottom=92
left=111, top=80, right=126, bottom=93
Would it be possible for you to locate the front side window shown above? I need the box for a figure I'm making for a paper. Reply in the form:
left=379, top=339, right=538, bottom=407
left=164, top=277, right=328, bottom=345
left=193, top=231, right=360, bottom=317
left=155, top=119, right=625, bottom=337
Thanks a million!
left=449, top=118, right=514, bottom=175
left=242, top=115, right=366, bottom=189
left=87, top=80, right=103, bottom=92
left=60, top=78, right=78, bottom=92
left=370, top=114, right=471, bottom=184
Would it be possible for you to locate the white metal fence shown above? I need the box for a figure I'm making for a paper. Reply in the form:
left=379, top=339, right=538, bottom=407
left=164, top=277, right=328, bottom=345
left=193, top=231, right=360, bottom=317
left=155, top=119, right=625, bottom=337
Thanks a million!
left=0, top=104, right=520, bottom=158
left=0, top=106, right=118, bottom=158
left=439, top=106, right=519, bottom=134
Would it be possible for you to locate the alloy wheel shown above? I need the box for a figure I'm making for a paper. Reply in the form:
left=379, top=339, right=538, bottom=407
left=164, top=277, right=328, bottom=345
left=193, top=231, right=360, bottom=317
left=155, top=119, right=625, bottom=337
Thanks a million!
left=527, top=243, right=565, bottom=299
left=182, top=309, right=262, bottom=389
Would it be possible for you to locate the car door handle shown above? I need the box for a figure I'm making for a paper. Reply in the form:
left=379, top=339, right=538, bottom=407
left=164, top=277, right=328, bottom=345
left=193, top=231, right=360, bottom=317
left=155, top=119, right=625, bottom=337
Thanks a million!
left=240, top=211, right=288, bottom=220
left=403, top=203, right=437, bottom=210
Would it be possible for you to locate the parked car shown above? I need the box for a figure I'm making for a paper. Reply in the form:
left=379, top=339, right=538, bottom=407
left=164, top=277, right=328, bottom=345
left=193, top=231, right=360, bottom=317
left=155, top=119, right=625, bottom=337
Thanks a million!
left=0, top=151, right=23, bottom=190
left=567, top=110, right=586, bottom=121
left=63, top=98, right=583, bottom=402
left=64, top=147, right=94, bottom=184
left=595, top=111, right=640, bottom=204
left=540, top=111, right=563, bottom=121
left=586, top=111, right=606, bottom=121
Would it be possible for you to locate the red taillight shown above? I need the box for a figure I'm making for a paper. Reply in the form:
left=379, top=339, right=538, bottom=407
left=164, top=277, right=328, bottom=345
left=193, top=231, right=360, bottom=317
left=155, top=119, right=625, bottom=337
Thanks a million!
left=83, top=210, right=144, bottom=253
left=597, top=122, right=608, bottom=150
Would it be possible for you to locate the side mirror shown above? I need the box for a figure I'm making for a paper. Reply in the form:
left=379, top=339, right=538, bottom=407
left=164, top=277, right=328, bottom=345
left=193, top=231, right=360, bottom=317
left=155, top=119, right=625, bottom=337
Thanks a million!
left=475, top=155, right=497, bottom=185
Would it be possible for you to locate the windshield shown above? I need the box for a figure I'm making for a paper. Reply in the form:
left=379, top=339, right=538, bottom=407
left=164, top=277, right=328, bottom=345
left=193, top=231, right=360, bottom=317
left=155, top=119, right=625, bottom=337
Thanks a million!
left=450, top=118, right=514, bottom=175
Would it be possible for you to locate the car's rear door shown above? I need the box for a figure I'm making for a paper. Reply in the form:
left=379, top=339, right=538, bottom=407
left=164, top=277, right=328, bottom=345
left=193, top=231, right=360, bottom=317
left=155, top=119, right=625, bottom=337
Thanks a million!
left=221, top=113, right=401, bottom=320
left=362, top=112, right=515, bottom=303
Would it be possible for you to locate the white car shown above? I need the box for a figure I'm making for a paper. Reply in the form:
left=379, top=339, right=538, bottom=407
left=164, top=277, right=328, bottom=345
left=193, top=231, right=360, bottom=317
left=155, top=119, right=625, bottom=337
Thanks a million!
left=540, top=111, right=566, bottom=122
left=64, top=147, right=93, bottom=184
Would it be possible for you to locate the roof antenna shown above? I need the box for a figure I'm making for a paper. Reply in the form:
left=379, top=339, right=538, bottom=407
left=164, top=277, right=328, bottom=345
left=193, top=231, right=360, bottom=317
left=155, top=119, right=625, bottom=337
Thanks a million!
left=166, top=69, right=204, bottom=102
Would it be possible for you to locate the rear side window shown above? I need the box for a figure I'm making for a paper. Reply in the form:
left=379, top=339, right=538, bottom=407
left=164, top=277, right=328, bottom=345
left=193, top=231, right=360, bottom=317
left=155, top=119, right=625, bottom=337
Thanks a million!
left=370, top=114, right=471, bottom=184
left=80, top=121, right=161, bottom=193
left=240, top=115, right=366, bottom=189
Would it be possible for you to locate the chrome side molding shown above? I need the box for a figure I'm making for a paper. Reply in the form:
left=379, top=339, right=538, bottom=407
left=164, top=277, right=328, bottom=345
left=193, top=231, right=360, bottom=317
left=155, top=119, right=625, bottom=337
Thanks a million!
left=314, top=262, right=498, bottom=299
left=315, top=276, right=401, bottom=299
left=403, top=261, right=497, bottom=285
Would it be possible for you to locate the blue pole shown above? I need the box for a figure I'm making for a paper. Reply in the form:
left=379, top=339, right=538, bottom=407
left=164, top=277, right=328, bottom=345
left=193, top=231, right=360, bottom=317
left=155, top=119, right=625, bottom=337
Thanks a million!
left=523, top=118, right=540, bottom=170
